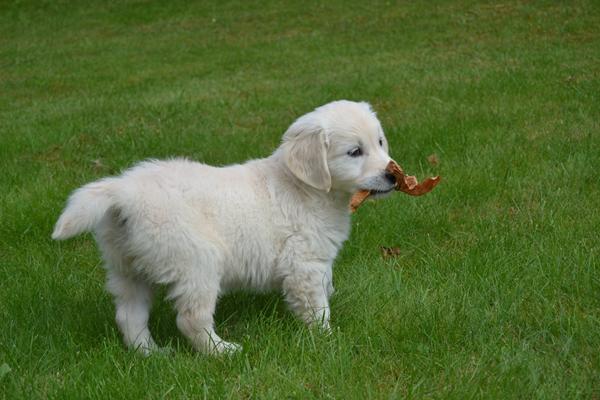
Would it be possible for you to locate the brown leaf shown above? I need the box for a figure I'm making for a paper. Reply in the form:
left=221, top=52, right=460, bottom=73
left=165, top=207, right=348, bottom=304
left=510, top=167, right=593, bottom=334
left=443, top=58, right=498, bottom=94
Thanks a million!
left=380, top=246, right=401, bottom=259
left=349, top=190, right=371, bottom=213
left=427, top=153, right=439, bottom=166
left=348, top=160, right=442, bottom=212
left=388, top=160, right=441, bottom=197
left=399, top=175, right=441, bottom=196
left=91, top=159, right=107, bottom=172
left=403, top=175, right=418, bottom=190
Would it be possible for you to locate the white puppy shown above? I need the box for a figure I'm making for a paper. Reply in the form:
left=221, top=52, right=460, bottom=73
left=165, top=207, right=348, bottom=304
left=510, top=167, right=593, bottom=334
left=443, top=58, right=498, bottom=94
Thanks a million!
left=52, top=100, right=396, bottom=354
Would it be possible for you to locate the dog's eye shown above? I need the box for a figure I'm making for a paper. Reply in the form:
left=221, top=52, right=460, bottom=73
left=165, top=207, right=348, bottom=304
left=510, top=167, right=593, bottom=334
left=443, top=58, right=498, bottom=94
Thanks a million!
left=379, top=138, right=384, bottom=147
left=348, top=148, right=362, bottom=157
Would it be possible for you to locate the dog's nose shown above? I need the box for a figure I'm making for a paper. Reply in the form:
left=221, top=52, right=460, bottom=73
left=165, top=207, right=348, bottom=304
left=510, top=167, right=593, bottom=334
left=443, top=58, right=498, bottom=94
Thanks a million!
left=384, top=172, right=396, bottom=184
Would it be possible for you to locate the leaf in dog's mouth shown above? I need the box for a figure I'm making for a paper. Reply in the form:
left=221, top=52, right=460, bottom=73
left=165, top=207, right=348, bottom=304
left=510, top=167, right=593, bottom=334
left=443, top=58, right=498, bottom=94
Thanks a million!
left=349, top=160, right=441, bottom=212
left=349, top=190, right=371, bottom=212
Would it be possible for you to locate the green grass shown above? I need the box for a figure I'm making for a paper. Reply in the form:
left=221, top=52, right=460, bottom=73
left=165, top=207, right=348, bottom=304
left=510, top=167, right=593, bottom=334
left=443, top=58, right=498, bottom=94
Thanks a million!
left=1, top=0, right=599, bottom=398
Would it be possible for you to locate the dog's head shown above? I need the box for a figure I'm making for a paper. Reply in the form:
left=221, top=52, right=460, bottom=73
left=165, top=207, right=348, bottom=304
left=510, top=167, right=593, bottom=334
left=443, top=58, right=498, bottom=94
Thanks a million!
left=280, top=100, right=395, bottom=196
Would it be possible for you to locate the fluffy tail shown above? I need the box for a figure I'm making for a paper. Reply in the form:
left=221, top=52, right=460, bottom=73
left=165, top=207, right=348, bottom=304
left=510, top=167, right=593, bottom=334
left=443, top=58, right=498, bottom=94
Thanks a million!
left=52, top=178, right=117, bottom=240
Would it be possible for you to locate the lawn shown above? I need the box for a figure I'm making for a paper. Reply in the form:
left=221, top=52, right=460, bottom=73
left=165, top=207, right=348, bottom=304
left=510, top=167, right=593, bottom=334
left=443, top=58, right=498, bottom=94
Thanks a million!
left=1, top=0, right=599, bottom=398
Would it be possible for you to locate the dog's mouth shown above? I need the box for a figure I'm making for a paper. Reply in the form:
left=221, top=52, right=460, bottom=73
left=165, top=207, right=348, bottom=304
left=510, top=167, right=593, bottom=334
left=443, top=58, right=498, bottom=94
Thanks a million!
left=362, top=186, right=395, bottom=198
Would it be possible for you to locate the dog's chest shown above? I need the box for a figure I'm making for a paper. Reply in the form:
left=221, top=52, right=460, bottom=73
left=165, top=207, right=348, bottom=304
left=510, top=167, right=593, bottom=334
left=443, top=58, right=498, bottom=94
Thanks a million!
left=298, top=209, right=350, bottom=259
left=220, top=206, right=349, bottom=293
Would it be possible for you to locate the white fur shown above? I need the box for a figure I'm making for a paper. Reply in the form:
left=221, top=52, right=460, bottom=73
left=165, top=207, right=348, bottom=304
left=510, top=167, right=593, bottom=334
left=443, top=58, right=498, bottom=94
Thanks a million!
left=52, top=100, right=394, bottom=355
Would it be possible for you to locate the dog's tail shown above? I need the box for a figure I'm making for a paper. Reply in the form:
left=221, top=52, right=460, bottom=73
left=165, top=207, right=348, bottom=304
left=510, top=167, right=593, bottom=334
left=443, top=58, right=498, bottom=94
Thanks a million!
left=52, top=178, right=117, bottom=240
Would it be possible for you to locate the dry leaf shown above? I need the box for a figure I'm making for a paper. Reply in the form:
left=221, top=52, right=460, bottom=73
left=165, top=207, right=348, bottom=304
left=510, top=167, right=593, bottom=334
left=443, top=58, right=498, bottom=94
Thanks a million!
left=349, top=160, right=441, bottom=212
left=91, top=159, right=107, bottom=172
left=349, top=190, right=371, bottom=213
left=387, top=160, right=441, bottom=196
left=380, top=246, right=401, bottom=259
left=427, top=153, right=439, bottom=166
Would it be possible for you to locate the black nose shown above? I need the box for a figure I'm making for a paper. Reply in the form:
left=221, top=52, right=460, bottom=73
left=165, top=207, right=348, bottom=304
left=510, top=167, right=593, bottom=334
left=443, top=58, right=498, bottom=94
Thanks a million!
left=384, top=172, right=396, bottom=184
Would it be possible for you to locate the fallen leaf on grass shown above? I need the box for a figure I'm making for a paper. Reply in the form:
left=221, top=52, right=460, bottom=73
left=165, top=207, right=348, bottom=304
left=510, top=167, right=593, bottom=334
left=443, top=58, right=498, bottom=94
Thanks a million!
left=380, top=246, right=401, bottom=259
left=91, top=159, right=106, bottom=171
left=427, top=153, right=439, bottom=166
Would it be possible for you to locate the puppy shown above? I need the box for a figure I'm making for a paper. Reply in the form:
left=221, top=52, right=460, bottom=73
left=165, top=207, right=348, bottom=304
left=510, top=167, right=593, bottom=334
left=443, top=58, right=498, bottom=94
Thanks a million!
left=52, top=100, right=396, bottom=354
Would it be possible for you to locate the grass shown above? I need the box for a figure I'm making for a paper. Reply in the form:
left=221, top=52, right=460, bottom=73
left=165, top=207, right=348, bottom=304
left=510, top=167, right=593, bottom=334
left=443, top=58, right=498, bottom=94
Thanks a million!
left=1, top=0, right=599, bottom=398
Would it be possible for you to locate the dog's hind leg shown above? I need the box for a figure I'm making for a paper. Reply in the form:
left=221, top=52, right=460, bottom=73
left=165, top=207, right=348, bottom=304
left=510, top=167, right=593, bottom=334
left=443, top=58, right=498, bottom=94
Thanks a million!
left=106, top=270, right=157, bottom=355
left=96, top=208, right=157, bottom=354
left=169, top=269, right=241, bottom=355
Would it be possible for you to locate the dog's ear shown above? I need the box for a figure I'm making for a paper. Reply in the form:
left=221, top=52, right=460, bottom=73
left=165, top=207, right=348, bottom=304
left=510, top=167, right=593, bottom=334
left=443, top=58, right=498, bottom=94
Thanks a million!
left=280, top=122, right=331, bottom=192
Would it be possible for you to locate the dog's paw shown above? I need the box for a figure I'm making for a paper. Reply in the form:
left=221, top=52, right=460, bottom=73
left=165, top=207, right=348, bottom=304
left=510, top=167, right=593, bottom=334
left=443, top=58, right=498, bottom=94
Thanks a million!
left=217, top=341, right=242, bottom=355
left=207, top=340, right=242, bottom=356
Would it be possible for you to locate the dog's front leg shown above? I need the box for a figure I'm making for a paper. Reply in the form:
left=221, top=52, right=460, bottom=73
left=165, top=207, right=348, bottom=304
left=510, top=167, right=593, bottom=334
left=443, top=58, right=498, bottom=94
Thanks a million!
left=282, top=263, right=332, bottom=331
